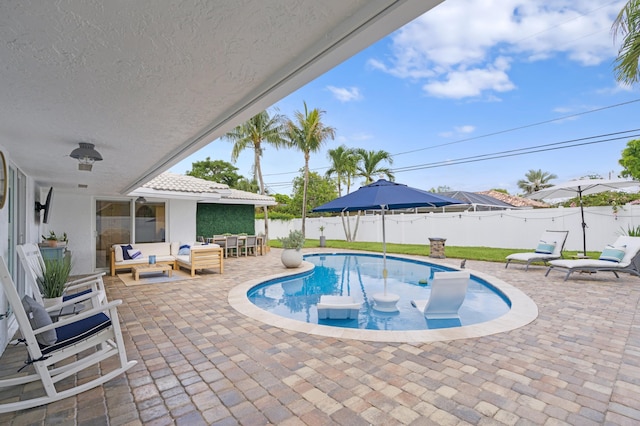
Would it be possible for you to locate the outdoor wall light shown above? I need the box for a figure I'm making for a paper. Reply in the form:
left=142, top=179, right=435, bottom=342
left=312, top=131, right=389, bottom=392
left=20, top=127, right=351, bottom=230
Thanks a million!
left=70, top=142, right=103, bottom=171
left=135, top=196, right=147, bottom=204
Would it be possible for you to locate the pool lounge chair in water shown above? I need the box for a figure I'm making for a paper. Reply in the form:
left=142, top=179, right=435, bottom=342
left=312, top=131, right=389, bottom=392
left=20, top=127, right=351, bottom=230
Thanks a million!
left=317, top=295, right=362, bottom=320
left=505, top=230, right=569, bottom=271
left=545, top=236, right=640, bottom=281
left=411, top=271, right=470, bottom=319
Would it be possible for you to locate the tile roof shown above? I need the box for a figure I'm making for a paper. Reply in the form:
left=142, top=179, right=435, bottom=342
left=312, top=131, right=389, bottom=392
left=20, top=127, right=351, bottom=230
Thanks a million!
left=142, top=172, right=276, bottom=203
left=143, top=172, right=229, bottom=193
left=477, top=190, right=550, bottom=208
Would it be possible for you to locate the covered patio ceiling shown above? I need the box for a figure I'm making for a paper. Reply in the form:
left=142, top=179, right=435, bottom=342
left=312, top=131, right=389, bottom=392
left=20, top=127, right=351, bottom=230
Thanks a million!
left=0, top=0, right=443, bottom=196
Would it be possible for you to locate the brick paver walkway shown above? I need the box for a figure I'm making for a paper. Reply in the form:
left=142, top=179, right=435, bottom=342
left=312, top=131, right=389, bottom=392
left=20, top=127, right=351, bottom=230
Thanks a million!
left=1, top=248, right=639, bottom=425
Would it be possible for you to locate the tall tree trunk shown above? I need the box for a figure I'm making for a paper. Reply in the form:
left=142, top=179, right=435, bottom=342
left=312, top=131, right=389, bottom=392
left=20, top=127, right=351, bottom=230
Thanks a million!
left=352, top=211, right=361, bottom=240
left=255, top=150, right=269, bottom=241
left=340, top=212, right=350, bottom=241
left=301, top=154, right=310, bottom=236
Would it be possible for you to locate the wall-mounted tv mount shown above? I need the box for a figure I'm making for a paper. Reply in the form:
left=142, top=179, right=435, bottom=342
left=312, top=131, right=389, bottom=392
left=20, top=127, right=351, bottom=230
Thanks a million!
left=35, top=187, right=54, bottom=224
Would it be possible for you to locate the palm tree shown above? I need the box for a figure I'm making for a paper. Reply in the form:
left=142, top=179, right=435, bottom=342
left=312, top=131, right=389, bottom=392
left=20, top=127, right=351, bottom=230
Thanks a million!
left=223, top=110, right=288, bottom=240
left=517, top=169, right=557, bottom=194
left=325, top=145, right=358, bottom=196
left=286, top=102, right=336, bottom=236
left=326, top=145, right=359, bottom=241
left=355, top=149, right=394, bottom=184
left=612, top=0, right=640, bottom=85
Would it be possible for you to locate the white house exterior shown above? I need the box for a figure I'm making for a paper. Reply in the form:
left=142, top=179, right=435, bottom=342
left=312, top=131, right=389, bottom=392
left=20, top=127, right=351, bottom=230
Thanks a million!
left=0, top=0, right=443, bottom=353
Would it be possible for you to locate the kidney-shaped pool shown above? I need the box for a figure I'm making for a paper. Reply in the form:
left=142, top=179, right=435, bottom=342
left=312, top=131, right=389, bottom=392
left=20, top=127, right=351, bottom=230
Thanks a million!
left=228, top=252, right=538, bottom=342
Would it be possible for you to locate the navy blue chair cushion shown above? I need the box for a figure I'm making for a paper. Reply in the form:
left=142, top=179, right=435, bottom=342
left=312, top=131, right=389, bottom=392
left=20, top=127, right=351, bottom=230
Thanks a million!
left=42, top=313, right=111, bottom=355
left=62, top=288, right=92, bottom=301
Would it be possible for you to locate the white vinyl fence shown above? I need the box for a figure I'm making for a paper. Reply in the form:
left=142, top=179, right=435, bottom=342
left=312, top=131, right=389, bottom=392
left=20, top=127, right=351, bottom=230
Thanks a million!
left=257, top=204, right=640, bottom=252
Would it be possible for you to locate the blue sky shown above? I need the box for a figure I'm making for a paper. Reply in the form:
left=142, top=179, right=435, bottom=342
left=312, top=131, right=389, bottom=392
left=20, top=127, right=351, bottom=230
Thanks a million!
left=170, top=0, right=639, bottom=196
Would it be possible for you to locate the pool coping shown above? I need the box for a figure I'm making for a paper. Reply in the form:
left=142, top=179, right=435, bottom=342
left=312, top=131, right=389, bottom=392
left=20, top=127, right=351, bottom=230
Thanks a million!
left=228, top=252, right=539, bottom=343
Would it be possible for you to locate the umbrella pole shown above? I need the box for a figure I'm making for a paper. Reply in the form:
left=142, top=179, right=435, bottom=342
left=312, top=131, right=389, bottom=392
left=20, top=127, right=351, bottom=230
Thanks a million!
left=382, top=206, right=387, bottom=296
left=579, top=187, right=587, bottom=255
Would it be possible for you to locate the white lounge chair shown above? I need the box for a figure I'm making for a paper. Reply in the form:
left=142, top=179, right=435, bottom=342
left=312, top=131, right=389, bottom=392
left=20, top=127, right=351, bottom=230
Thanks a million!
left=17, top=243, right=107, bottom=308
left=505, top=230, right=569, bottom=271
left=0, top=256, right=136, bottom=413
left=411, top=271, right=470, bottom=319
left=545, top=236, right=640, bottom=281
left=317, top=295, right=361, bottom=319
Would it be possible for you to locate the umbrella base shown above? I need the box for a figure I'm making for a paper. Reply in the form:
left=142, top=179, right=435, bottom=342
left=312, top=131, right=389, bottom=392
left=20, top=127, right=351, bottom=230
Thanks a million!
left=372, top=293, right=400, bottom=312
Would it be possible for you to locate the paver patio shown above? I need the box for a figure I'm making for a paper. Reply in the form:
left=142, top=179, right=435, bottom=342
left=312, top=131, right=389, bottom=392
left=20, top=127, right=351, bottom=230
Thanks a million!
left=1, top=248, right=639, bottom=425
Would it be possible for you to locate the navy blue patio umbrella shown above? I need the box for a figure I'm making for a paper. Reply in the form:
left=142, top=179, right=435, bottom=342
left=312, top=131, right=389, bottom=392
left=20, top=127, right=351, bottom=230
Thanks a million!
left=313, top=179, right=463, bottom=310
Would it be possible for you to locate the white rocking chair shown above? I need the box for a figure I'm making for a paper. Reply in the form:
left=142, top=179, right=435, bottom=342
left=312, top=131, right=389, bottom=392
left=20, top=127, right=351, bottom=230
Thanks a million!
left=17, top=243, right=107, bottom=308
left=0, top=256, right=136, bottom=413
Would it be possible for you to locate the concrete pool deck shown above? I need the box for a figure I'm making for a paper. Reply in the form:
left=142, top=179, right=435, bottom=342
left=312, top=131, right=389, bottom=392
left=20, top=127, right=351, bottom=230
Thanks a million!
left=1, top=247, right=639, bottom=424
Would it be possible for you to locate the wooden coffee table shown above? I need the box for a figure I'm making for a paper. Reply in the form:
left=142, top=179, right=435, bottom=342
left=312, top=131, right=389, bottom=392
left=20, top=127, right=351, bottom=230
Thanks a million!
left=131, top=264, right=173, bottom=281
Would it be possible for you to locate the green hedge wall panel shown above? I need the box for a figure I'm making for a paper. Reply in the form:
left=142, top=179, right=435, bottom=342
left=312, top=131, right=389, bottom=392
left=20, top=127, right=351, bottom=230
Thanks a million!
left=196, top=204, right=256, bottom=237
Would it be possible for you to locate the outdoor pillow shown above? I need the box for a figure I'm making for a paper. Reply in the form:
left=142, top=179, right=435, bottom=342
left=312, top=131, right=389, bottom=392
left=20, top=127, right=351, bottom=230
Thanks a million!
left=121, top=244, right=133, bottom=260
left=178, top=244, right=191, bottom=255
left=127, top=249, right=142, bottom=259
left=22, top=295, right=58, bottom=346
left=113, top=245, right=124, bottom=262
left=599, top=245, right=626, bottom=263
left=535, top=240, right=556, bottom=254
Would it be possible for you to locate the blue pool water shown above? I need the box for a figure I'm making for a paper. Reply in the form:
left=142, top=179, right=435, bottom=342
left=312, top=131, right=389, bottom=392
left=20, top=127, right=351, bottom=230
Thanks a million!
left=247, top=253, right=511, bottom=331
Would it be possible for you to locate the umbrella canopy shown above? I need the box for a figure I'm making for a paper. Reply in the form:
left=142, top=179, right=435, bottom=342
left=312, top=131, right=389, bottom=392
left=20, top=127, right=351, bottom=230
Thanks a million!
left=527, top=178, right=640, bottom=254
left=313, top=179, right=463, bottom=302
left=313, top=179, right=463, bottom=213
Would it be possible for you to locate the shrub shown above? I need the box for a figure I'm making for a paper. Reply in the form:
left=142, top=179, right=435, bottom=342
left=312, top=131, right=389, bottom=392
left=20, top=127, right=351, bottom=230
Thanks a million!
left=278, top=230, right=305, bottom=250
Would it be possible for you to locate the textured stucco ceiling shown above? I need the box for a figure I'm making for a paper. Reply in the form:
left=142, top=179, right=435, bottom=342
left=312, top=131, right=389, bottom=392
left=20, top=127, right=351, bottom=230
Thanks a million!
left=0, top=0, right=443, bottom=196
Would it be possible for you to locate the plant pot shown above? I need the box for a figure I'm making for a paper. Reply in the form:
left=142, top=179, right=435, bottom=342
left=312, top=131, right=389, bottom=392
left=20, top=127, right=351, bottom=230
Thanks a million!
left=319, top=236, right=326, bottom=247
left=281, top=249, right=303, bottom=268
left=42, top=297, right=63, bottom=309
left=47, top=240, right=58, bottom=247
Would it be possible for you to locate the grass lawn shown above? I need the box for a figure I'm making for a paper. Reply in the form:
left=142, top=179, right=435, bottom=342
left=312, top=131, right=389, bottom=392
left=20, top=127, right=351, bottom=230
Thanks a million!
left=269, top=239, right=599, bottom=263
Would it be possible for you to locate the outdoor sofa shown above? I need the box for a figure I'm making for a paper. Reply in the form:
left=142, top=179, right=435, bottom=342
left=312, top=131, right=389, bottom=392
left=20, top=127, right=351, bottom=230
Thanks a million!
left=110, top=242, right=222, bottom=276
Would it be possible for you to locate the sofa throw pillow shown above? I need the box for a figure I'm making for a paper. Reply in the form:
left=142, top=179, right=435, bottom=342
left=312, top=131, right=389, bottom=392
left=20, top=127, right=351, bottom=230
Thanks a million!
left=599, top=245, right=626, bottom=263
left=21, top=295, right=58, bottom=346
left=113, top=245, right=124, bottom=262
left=121, top=244, right=133, bottom=260
left=535, top=240, right=556, bottom=254
left=127, top=249, right=142, bottom=259
left=178, top=244, right=191, bottom=255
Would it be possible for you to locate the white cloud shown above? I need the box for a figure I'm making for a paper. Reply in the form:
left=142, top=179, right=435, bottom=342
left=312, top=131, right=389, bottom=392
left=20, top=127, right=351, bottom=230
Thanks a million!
left=371, top=0, right=625, bottom=99
left=326, top=86, right=363, bottom=102
left=439, top=124, right=476, bottom=138
left=423, top=58, right=515, bottom=99
left=456, top=125, right=476, bottom=134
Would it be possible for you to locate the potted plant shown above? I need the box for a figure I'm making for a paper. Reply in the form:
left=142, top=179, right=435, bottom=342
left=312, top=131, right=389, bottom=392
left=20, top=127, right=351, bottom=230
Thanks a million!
left=39, top=255, right=73, bottom=308
left=41, top=231, right=68, bottom=248
left=319, top=226, right=326, bottom=247
left=42, top=231, right=59, bottom=247
left=279, top=229, right=305, bottom=268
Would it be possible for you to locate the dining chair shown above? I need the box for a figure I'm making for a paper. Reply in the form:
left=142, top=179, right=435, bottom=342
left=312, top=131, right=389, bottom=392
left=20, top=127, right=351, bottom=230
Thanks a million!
left=225, top=235, right=239, bottom=258
left=242, top=235, right=258, bottom=256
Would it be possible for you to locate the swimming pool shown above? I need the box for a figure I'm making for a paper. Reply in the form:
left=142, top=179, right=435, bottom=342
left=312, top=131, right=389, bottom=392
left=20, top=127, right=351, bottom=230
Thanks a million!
left=247, top=253, right=510, bottom=331
left=228, top=251, right=538, bottom=342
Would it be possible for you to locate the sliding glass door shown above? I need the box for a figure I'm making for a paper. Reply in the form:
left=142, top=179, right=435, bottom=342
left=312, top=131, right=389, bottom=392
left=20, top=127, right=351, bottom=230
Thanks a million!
left=95, top=199, right=166, bottom=269
left=95, top=200, right=131, bottom=269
